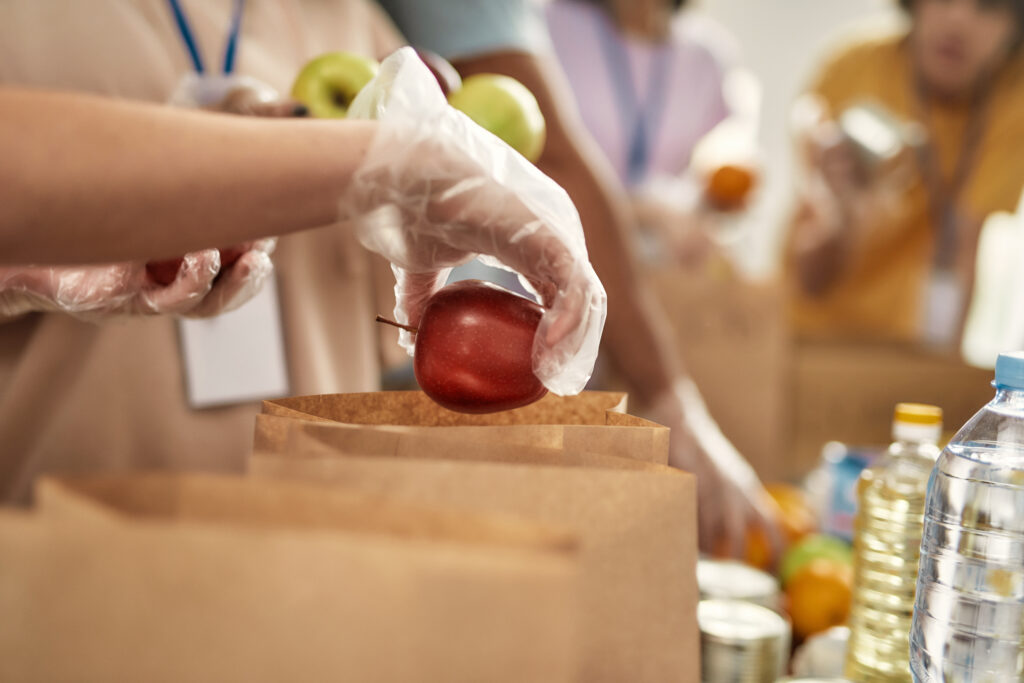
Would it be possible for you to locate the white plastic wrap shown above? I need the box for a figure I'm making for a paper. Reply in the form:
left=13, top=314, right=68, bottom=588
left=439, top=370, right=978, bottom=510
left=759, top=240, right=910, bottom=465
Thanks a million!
left=345, top=47, right=607, bottom=395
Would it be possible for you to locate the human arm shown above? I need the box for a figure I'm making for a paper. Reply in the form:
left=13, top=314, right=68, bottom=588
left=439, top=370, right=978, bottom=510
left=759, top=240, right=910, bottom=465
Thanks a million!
left=450, top=50, right=781, bottom=555
left=0, top=87, right=374, bottom=264
left=0, top=80, right=601, bottom=382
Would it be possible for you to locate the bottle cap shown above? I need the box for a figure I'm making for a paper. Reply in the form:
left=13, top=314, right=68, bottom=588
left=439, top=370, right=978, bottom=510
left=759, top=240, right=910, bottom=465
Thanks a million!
left=995, top=352, right=1024, bottom=390
left=892, top=403, right=943, bottom=443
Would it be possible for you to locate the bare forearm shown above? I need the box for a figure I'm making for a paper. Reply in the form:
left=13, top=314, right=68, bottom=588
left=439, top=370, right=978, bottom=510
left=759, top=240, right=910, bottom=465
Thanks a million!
left=0, top=88, right=375, bottom=264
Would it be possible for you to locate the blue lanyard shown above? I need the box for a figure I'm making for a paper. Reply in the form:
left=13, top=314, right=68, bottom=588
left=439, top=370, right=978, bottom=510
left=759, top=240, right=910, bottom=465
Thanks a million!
left=167, top=0, right=246, bottom=75
left=594, top=12, right=672, bottom=186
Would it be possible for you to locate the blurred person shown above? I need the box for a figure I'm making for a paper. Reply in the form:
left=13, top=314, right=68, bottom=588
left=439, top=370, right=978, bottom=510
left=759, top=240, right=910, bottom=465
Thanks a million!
left=787, top=0, right=1024, bottom=346
left=379, top=0, right=782, bottom=556
left=545, top=0, right=761, bottom=265
left=0, top=3, right=602, bottom=503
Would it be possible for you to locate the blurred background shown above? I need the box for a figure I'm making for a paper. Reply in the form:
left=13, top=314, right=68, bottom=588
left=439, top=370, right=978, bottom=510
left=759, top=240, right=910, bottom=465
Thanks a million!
left=699, top=0, right=904, bottom=278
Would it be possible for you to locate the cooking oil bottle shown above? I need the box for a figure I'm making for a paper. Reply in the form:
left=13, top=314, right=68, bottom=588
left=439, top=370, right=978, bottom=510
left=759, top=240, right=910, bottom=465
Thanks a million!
left=844, top=403, right=942, bottom=682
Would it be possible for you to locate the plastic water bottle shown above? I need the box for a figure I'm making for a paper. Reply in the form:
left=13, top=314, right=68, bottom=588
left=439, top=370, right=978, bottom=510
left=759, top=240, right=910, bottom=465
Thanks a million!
left=910, top=352, right=1024, bottom=681
left=846, top=404, right=943, bottom=682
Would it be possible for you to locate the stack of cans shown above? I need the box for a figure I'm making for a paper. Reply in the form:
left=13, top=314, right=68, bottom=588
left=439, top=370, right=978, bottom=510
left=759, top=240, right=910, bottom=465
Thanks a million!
left=699, top=599, right=791, bottom=683
left=697, top=558, right=781, bottom=611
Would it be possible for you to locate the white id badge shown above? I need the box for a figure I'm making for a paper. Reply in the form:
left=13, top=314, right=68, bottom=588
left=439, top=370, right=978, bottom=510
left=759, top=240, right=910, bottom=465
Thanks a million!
left=921, top=269, right=965, bottom=348
left=178, top=276, right=290, bottom=409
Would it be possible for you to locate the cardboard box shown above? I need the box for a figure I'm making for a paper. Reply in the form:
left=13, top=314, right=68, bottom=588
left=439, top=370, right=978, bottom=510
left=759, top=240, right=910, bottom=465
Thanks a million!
left=792, top=341, right=995, bottom=476
left=649, top=267, right=792, bottom=480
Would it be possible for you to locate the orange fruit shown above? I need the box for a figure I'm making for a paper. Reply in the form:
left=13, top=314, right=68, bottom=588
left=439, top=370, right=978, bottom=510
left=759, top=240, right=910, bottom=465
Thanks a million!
left=785, top=557, right=853, bottom=639
left=766, top=482, right=817, bottom=544
left=705, top=164, right=757, bottom=210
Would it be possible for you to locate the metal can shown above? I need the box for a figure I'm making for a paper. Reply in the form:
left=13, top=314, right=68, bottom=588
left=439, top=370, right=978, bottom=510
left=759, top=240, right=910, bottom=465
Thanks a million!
left=697, top=558, right=781, bottom=611
left=699, top=599, right=791, bottom=683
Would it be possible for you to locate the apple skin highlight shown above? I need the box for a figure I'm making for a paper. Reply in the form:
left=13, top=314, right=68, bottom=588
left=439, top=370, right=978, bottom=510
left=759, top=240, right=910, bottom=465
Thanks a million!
left=411, top=280, right=547, bottom=414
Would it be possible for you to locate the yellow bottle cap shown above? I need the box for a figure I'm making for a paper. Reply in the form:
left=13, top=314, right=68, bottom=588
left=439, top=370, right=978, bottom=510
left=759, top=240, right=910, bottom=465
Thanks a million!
left=894, top=403, right=943, bottom=426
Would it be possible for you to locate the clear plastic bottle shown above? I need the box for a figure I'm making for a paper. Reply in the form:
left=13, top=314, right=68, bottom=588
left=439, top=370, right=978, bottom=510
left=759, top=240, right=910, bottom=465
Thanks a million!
left=910, top=352, right=1024, bottom=681
left=845, top=403, right=943, bottom=682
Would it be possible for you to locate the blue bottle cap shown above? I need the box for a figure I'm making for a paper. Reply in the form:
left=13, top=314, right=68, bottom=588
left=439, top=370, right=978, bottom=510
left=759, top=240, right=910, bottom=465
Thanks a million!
left=995, top=352, right=1024, bottom=390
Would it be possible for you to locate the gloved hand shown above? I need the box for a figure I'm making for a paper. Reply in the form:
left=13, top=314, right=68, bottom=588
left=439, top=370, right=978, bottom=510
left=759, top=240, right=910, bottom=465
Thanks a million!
left=649, top=378, right=785, bottom=562
left=344, top=47, right=607, bottom=396
left=0, top=239, right=275, bottom=321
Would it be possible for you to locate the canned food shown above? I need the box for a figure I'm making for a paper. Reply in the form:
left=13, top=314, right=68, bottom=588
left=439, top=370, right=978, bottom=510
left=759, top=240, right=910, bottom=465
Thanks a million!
left=697, top=558, right=781, bottom=611
left=699, top=599, right=791, bottom=683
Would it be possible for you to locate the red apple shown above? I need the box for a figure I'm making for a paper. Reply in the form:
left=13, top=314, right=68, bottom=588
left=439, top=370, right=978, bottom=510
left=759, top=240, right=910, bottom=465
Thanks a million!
left=411, top=279, right=547, bottom=414
left=146, top=257, right=184, bottom=286
left=218, top=247, right=244, bottom=269
left=414, top=48, right=462, bottom=97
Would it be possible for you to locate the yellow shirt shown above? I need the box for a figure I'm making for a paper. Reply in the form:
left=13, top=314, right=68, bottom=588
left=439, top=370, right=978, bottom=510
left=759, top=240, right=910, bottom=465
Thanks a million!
left=788, top=32, right=1024, bottom=342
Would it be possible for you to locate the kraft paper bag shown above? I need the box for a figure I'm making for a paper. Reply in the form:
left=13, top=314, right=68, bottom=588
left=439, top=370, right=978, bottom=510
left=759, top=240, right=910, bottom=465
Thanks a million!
left=0, top=474, right=580, bottom=683
left=251, top=422, right=699, bottom=683
left=258, top=391, right=669, bottom=465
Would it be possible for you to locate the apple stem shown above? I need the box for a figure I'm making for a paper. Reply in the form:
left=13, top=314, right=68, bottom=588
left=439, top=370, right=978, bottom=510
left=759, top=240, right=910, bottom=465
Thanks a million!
left=375, top=315, right=418, bottom=334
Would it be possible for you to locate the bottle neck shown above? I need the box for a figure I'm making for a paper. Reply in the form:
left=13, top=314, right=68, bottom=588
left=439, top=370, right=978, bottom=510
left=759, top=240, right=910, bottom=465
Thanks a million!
left=892, top=421, right=942, bottom=446
left=993, top=387, right=1024, bottom=407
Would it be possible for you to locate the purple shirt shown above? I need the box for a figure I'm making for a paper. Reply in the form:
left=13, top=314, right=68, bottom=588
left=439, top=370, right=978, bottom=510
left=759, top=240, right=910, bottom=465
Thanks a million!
left=546, top=0, right=737, bottom=188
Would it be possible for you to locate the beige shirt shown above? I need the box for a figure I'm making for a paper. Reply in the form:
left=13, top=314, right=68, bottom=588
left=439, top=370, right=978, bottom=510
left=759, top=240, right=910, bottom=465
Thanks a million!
left=0, top=0, right=403, bottom=503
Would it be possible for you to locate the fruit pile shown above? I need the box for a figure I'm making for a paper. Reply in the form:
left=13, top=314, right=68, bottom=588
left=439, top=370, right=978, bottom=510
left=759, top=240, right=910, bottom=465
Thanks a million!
left=715, top=482, right=855, bottom=643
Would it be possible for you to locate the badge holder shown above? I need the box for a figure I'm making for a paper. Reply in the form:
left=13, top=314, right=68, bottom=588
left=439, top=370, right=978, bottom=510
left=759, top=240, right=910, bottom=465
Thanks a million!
left=166, top=0, right=290, bottom=408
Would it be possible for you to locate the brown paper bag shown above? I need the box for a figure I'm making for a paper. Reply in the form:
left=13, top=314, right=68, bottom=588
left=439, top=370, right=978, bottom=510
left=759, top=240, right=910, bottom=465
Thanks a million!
left=252, top=420, right=699, bottom=683
left=258, top=391, right=670, bottom=465
left=0, top=474, right=580, bottom=683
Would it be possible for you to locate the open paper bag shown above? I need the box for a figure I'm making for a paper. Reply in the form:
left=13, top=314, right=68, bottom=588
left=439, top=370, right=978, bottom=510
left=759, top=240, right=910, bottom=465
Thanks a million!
left=258, top=391, right=670, bottom=465
left=0, top=474, right=580, bottom=683
left=251, top=416, right=699, bottom=683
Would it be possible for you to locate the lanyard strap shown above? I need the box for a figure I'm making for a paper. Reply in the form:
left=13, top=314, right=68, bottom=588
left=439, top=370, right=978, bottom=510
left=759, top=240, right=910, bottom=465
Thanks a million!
left=595, top=13, right=672, bottom=186
left=167, top=0, right=246, bottom=75
left=911, top=69, right=989, bottom=271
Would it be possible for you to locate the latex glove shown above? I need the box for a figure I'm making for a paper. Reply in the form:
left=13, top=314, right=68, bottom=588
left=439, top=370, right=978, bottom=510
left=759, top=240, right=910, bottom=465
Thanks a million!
left=0, top=239, right=274, bottom=321
left=649, top=378, right=785, bottom=562
left=344, top=47, right=607, bottom=396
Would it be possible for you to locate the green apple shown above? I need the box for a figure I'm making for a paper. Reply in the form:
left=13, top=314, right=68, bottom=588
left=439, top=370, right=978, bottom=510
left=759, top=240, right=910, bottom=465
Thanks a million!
left=447, top=74, right=546, bottom=163
left=780, top=533, right=853, bottom=587
left=291, top=52, right=380, bottom=119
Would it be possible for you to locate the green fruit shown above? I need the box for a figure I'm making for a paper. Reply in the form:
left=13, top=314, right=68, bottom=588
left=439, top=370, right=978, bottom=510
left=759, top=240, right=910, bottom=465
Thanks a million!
left=447, top=74, right=546, bottom=162
left=291, top=52, right=380, bottom=119
left=780, top=533, right=853, bottom=587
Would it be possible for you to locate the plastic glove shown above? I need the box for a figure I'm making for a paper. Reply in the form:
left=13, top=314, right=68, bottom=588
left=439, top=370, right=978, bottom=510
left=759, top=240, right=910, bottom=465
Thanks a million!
left=182, top=239, right=277, bottom=318
left=0, top=251, right=219, bottom=319
left=649, top=378, right=785, bottom=562
left=0, top=239, right=275, bottom=321
left=344, top=47, right=607, bottom=396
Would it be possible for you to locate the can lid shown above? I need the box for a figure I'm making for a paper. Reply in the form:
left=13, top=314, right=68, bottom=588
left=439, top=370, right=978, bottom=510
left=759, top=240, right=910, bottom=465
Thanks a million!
left=995, top=352, right=1024, bottom=390
left=698, top=599, right=790, bottom=643
left=893, top=403, right=943, bottom=426
left=697, top=559, right=779, bottom=609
